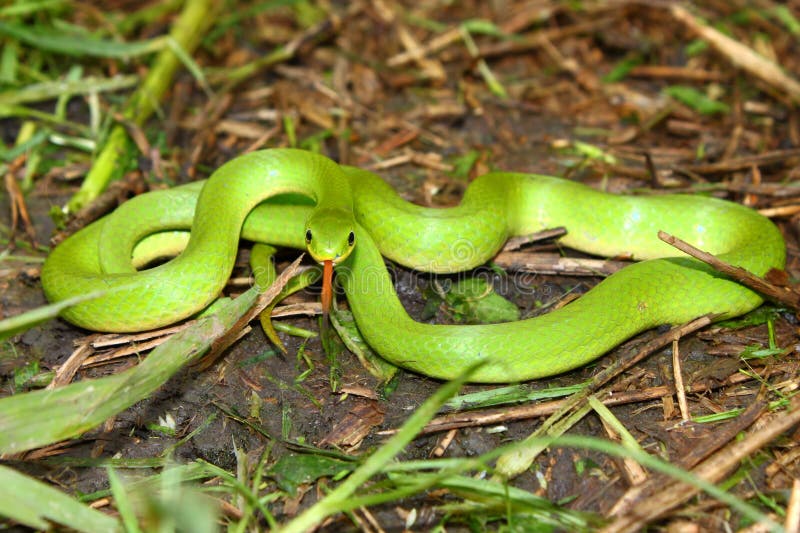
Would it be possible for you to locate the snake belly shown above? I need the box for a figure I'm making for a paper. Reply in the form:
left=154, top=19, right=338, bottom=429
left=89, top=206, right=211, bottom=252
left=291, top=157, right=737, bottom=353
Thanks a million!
left=41, top=149, right=786, bottom=382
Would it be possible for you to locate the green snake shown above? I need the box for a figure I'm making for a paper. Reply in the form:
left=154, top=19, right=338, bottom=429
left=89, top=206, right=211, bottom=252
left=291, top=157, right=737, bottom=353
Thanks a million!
left=41, top=149, right=785, bottom=382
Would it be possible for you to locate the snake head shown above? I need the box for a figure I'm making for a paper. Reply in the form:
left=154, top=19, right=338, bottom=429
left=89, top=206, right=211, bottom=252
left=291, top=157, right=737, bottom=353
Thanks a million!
left=303, top=207, right=357, bottom=266
left=304, top=208, right=357, bottom=316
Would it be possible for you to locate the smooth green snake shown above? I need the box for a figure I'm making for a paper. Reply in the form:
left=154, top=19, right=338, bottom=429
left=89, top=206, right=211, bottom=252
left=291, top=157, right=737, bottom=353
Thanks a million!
left=41, top=149, right=786, bottom=382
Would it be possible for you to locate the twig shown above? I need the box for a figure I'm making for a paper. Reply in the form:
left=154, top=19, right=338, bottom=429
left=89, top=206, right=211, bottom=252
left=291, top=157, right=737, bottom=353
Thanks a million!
left=493, top=251, right=629, bottom=277
left=501, top=227, right=567, bottom=251
left=627, top=65, right=726, bottom=82
left=3, top=154, right=37, bottom=246
left=759, top=205, right=800, bottom=218
left=87, top=323, right=193, bottom=348
left=658, top=231, right=800, bottom=310
left=680, top=148, right=800, bottom=175
left=47, top=341, right=93, bottom=389
left=197, top=255, right=304, bottom=370
left=671, top=339, right=690, bottom=421
left=602, top=395, right=800, bottom=533
left=787, top=479, right=800, bottom=533
left=670, top=4, right=800, bottom=103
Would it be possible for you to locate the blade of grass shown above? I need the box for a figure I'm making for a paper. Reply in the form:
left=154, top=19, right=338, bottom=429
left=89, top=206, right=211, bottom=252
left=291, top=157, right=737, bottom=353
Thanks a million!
left=0, top=257, right=299, bottom=454
left=459, top=24, right=508, bottom=99
left=493, top=396, right=592, bottom=481
left=0, top=287, right=257, bottom=453
left=0, top=290, right=105, bottom=341
left=107, top=467, right=142, bottom=533
left=0, top=21, right=164, bottom=58
left=0, top=75, right=138, bottom=107
left=663, top=85, right=730, bottom=115
left=67, top=0, right=218, bottom=213
left=0, top=0, right=65, bottom=18
left=551, top=435, right=781, bottom=531
left=197, top=459, right=279, bottom=529
left=587, top=396, right=644, bottom=453
left=277, top=363, right=482, bottom=532
left=0, top=464, right=118, bottom=532
left=78, top=461, right=219, bottom=501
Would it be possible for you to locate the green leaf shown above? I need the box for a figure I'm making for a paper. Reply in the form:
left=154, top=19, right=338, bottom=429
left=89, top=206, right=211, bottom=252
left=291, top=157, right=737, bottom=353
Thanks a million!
left=268, top=453, right=353, bottom=496
left=685, top=39, right=709, bottom=56
left=602, top=54, right=642, bottom=83
left=461, top=19, right=507, bottom=38
left=13, top=360, right=40, bottom=389
left=330, top=309, right=398, bottom=382
left=739, top=344, right=788, bottom=360
left=443, top=277, right=520, bottom=324
left=693, top=408, right=745, bottom=423
left=571, top=140, right=618, bottom=164
left=716, top=305, right=782, bottom=328
left=445, top=382, right=586, bottom=411
left=663, top=85, right=730, bottom=115
left=768, top=5, right=800, bottom=36
left=449, top=149, right=481, bottom=179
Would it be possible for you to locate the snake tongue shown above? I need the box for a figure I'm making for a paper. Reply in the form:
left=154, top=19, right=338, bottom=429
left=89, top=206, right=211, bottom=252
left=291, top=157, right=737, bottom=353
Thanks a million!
left=321, top=259, right=333, bottom=316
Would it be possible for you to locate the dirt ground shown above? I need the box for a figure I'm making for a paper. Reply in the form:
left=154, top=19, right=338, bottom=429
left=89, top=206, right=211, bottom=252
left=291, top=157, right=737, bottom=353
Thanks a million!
left=3, top=1, right=800, bottom=531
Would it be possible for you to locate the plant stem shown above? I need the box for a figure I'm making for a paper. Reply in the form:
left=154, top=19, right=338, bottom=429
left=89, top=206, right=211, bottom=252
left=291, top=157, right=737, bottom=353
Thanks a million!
left=67, top=0, right=217, bottom=213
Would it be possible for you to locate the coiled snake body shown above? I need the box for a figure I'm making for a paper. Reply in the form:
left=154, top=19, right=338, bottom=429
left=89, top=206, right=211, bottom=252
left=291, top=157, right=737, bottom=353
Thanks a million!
left=42, top=149, right=786, bottom=382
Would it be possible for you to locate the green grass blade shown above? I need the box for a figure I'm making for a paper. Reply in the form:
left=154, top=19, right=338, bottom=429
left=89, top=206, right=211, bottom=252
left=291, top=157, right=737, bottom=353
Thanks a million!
left=548, top=435, right=781, bottom=530
left=107, top=467, right=142, bottom=533
left=0, top=286, right=259, bottom=454
left=0, top=254, right=299, bottom=454
left=278, top=363, right=481, bottom=532
left=0, top=75, right=138, bottom=107
left=0, top=21, right=163, bottom=58
left=0, top=464, right=118, bottom=532
left=0, top=0, right=65, bottom=18
left=0, top=290, right=105, bottom=342
left=67, top=0, right=218, bottom=212
left=663, top=85, right=730, bottom=115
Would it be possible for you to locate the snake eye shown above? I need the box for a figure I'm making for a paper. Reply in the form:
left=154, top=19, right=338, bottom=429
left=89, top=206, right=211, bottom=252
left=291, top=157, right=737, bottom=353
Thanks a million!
left=348, top=231, right=355, bottom=247
left=305, top=229, right=312, bottom=243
